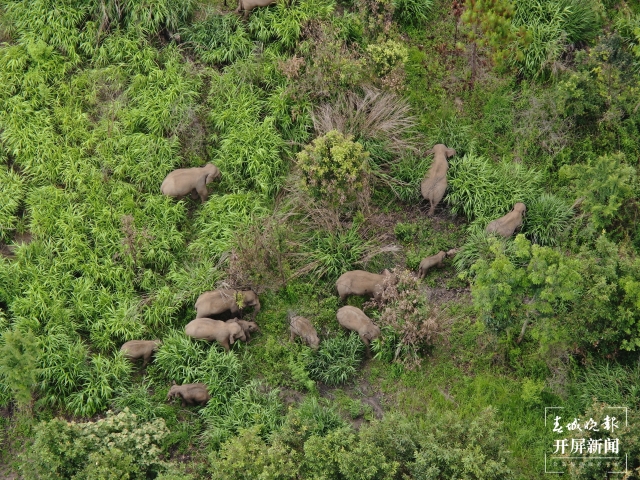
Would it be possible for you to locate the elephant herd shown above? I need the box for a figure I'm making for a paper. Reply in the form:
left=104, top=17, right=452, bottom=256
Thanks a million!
left=120, top=143, right=526, bottom=407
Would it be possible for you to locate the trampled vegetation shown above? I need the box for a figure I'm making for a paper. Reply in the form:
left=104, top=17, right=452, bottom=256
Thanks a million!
left=0, top=0, right=639, bottom=478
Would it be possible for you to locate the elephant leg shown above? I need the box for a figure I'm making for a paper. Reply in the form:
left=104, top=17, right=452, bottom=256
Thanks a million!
left=220, top=339, right=230, bottom=352
left=289, top=331, right=295, bottom=342
left=195, top=184, right=209, bottom=203
left=190, top=189, right=199, bottom=200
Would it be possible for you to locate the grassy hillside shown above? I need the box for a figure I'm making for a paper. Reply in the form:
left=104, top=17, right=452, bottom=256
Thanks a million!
left=1, top=0, right=639, bottom=478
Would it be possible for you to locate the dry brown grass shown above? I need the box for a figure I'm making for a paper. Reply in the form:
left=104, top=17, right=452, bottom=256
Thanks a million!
left=312, top=87, right=418, bottom=159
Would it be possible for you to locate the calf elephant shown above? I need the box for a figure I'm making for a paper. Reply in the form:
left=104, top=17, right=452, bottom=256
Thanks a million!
left=421, top=144, right=456, bottom=216
left=227, top=318, right=260, bottom=341
left=336, top=269, right=397, bottom=303
left=185, top=318, right=247, bottom=352
left=120, top=340, right=162, bottom=367
left=289, top=314, right=320, bottom=350
left=336, top=306, right=381, bottom=349
left=485, top=203, right=526, bottom=237
left=236, top=0, right=276, bottom=18
left=160, top=164, right=220, bottom=204
left=195, top=288, right=260, bottom=319
left=167, top=382, right=210, bottom=407
left=417, top=251, right=447, bottom=279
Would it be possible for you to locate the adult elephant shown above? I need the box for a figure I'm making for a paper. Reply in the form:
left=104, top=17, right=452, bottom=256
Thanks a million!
left=195, top=288, right=260, bottom=319
left=160, top=164, right=221, bottom=204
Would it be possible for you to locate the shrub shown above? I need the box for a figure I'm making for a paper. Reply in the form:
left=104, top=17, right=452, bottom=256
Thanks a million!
left=453, top=230, right=516, bottom=275
left=0, top=167, right=25, bottom=242
left=525, top=194, right=574, bottom=246
left=366, top=39, right=409, bottom=77
left=181, top=13, right=253, bottom=65
left=0, top=328, right=39, bottom=408
left=296, top=130, right=371, bottom=211
left=447, top=152, right=543, bottom=229
left=369, top=269, right=446, bottom=369
left=303, top=332, right=364, bottom=386
left=20, top=409, right=170, bottom=480
left=559, top=153, right=636, bottom=231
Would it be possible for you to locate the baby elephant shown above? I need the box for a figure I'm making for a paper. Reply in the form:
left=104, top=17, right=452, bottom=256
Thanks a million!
left=167, top=382, right=210, bottom=407
left=289, top=315, right=320, bottom=350
left=185, top=318, right=246, bottom=352
left=195, top=288, right=260, bottom=319
left=236, top=0, right=276, bottom=18
left=336, top=269, right=397, bottom=303
left=336, top=306, right=381, bottom=349
left=120, top=340, right=162, bottom=367
left=421, top=144, right=456, bottom=216
left=417, top=251, right=447, bottom=279
left=227, top=318, right=260, bottom=341
left=485, top=203, right=526, bottom=237
left=160, top=163, right=220, bottom=204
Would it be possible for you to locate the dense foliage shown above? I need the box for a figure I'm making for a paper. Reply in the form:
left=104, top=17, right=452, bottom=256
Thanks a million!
left=1, top=0, right=639, bottom=477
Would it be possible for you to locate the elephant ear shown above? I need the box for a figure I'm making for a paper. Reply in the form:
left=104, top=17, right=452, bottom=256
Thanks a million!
left=446, top=148, right=456, bottom=158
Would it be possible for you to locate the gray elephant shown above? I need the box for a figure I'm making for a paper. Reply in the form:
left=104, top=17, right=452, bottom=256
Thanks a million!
left=185, top=318, right=247, bottom=352
left=289, top=314, right=320, bottom=350
left=485, top=203, right=526, bottom=237
left=120, top=340, right=162, bottom=367
left=336, top=269, right=397, bottom=303
left=195, top=288, right=261, bottom=319
left=336, top=306, right=381, bottom=349
left=417, top=251, right=447, bottom=279
left=160, top=164, right=221, bottom=204
left=167, top=381, right=210, bottom=407
left=236, top=0, right=276, bottom=18
left=421, top=144, right=456, bottom=216
left=227, top=318, right=260, bottom=341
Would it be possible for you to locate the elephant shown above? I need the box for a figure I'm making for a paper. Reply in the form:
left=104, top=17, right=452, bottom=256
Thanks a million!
left=185, top=318, right=247, bottom=352
left=236, top=0, right=276, bottom=18
left=160, top=164, right=221, bottom=204
left=167, top=382, right=210, bottom=407
left=417, top=251, right=447, bottom=279
left=289, top=314, right=320, bottom=350
left=227, top=318, right=260, bottom=341
left=485, top=203, right=526, bottom=237
left=336, top=306, right=381, bottom=350
left=195, top=289, right=261, bottom=319
left=336, top=269, right=397, bottom=303
left=421, top=144, right=456, bottom=216
left=120, top=340, right=162, bottom=367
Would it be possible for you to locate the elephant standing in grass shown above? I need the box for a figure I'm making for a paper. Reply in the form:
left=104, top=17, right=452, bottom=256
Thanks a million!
left=160, top=164, right=220, bottom=204
left=421, top=144, right=456, bottom=216
left=167, top=382, right=210, bottom=407
left=485, top=203, right=526, bottom=237
left=236, top=0, right=276, bottom=18
left=336, top=269, right=397, bottom=303
left=185, top=318, right=247, bottom=352
left=195, top=289, right=261, bottom=319
left=417, top=251, right=447, bottom=279
left=227, top=319, right=260, bottom=341
left=336, top=306, right=381, bottom=350
left=289, top=314, right=320, bottom=350
left=120, top=340, right=162, bottom=367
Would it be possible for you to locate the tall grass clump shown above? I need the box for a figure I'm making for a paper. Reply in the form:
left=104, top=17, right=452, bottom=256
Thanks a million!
left=0, top=167, right=24, bottom=241
left=393, top=0, right=434, bottom=26
left=511, top=0, right=602, bottom=79
left=303, top=332, right=364, bottom=386
left=181, top=13, right=253, bottom=65
left=447, top=152, right=542, bottom=229
left=453, top=230, right=517, bottom=274
left=525, top=194, right=574, bottom=246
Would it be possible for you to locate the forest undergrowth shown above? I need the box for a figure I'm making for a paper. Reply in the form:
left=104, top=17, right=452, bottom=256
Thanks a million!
left=1, top=0, right=640, bottom=478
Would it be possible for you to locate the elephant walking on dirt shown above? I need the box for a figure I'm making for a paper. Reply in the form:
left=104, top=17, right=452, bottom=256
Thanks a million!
left=160, top=164, right=221, bottom=204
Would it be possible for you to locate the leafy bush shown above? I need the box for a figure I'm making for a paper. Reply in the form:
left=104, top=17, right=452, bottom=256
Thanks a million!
left=181, top=13, right=253, bottom=65
left=303, top=332, right=364, bottom=386
left=0, top=328, right=38, bottom=408
left=525, top=193, right=574, bottom=245
left=0, top=167, right=25, bottom=242
left=559, top=153, right=636, bottom=230
left=447, top=152, right=543, bottom=229
left=21, top=409, right=170, bottom=480
left=366, top=39, right=409, bottom=76
left=370, top=269, right=446, bottom=369
left=453, top=230, right=516, bottom=275
left=297, top=130, right=371, bottom=211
